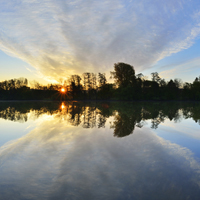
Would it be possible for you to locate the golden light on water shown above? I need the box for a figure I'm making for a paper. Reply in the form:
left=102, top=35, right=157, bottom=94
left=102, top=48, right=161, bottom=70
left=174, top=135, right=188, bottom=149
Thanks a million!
left=61, top=102, right=66, bottom=110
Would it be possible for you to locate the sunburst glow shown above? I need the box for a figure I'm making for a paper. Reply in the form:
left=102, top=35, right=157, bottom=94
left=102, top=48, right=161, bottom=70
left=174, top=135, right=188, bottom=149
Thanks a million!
left=60, top=88, right=65, bottom=93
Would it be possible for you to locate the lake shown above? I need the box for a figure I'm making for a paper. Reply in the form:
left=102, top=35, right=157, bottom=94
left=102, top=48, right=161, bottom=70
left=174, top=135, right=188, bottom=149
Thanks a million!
left=0, top=101, right=200, bottom=200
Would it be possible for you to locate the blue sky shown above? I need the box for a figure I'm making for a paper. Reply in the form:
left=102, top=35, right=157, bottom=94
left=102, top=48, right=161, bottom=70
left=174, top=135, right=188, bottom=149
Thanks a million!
left=0, top=50, right=47, bottom=84
left=0, top=0, right=200, bottom=84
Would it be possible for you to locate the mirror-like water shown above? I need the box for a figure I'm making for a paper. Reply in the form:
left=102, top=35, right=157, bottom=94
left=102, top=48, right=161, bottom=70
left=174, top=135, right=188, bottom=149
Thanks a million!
left=0, top=101, right=200, bottom=200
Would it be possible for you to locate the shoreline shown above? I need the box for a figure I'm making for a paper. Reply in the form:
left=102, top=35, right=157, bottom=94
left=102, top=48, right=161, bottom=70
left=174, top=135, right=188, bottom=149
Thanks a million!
left=0, top=99, right=199, bottom=103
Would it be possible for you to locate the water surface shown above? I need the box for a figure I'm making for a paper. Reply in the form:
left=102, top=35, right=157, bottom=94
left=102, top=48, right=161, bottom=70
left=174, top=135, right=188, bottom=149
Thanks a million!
left=0, top=101, right=200, bottom=200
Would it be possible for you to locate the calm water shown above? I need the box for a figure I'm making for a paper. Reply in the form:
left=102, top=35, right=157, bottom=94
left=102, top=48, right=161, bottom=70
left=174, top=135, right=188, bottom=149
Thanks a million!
left=0, top=101, right=200, bottom=200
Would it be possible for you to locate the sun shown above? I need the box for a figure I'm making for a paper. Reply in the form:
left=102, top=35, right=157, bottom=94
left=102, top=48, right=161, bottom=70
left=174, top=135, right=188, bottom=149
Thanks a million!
left=60, top=87, right=65, bottom=93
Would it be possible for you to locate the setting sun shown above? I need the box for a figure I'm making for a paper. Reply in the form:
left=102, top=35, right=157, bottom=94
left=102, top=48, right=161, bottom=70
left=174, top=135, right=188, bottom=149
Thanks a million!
left=60, top=87, right=65, bottom=93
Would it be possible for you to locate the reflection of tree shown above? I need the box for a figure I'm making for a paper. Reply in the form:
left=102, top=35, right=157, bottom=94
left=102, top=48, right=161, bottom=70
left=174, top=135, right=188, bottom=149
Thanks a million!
left=110, top=103, right=143, bottom=137
left=97, top=115, right=107, bottom=128
left=82, top=106, right=97, bottom=128
left=112, top=114, right=136, bottom=137
left=1, top=101, right=200, bottom=137
left=0, top=107, right=28, bottom=122
left=68, top=103, right=83, bottom=126
left=151, top=118, right=160, bottom=129
left=151, top=111, right=165, bottom=129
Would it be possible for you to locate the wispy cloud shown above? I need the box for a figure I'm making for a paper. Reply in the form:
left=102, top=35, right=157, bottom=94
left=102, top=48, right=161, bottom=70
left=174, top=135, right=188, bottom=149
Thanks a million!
left=160, top=56, right=200, bottom=81
left=0, top=0, right=200, bottom=81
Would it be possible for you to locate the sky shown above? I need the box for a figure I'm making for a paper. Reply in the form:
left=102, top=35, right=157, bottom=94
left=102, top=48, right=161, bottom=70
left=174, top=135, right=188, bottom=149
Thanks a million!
left=1, top=0, right=200, bottom=85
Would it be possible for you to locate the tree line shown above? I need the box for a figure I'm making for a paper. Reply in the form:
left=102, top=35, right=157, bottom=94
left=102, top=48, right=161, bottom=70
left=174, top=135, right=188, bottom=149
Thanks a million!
left=0, top=62, right=200, bottom=100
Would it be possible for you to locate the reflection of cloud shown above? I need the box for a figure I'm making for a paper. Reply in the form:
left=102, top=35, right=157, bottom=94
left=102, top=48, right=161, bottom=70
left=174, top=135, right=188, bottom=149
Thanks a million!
left=0, top=116, right=200, bottom=199
left=158, top=118, right=200, bottom=142
left=1, top=1, right=200, bottom=81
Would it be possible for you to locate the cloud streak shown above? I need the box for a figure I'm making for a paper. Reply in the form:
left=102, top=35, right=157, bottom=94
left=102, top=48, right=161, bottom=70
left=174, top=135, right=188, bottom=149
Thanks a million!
left=0, top=0, right=200, bottom=81
left=160, top=56, right=200, bottom=80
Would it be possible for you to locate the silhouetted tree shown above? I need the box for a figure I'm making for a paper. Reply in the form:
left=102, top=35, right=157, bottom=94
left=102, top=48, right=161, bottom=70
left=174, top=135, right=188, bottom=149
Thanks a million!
left=151, top=72, right=161, bottom=83
left=166, top=80, right=179, bottom=100
left=191, top=76, right=200, bottom=100
left=136, top=73, right=144, bottom=79
left=111, top=62, right=136, bottom=87
left=98, top=73, right=107, bottom=87
left=174, top=78, right=183, bottom=88
left=68, top=75, right=83, bottom=99
left=159, top=79, right=167, bottom=87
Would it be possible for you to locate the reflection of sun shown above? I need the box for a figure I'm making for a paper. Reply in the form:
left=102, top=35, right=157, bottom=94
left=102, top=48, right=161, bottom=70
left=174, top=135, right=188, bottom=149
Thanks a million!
left=61, top=88, right=65, bottom=93
left=61, top=102, right=65, bottom=110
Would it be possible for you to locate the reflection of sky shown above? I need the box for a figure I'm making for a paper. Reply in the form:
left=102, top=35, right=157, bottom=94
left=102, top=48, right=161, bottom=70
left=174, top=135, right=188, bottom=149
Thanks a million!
left=0, top=112, right=52, bottom=147
left=0, top=119, right=33, bottom=147
left=0, top=112, right=200, bottom=199
left=151, top=118, right=200, bottom=158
